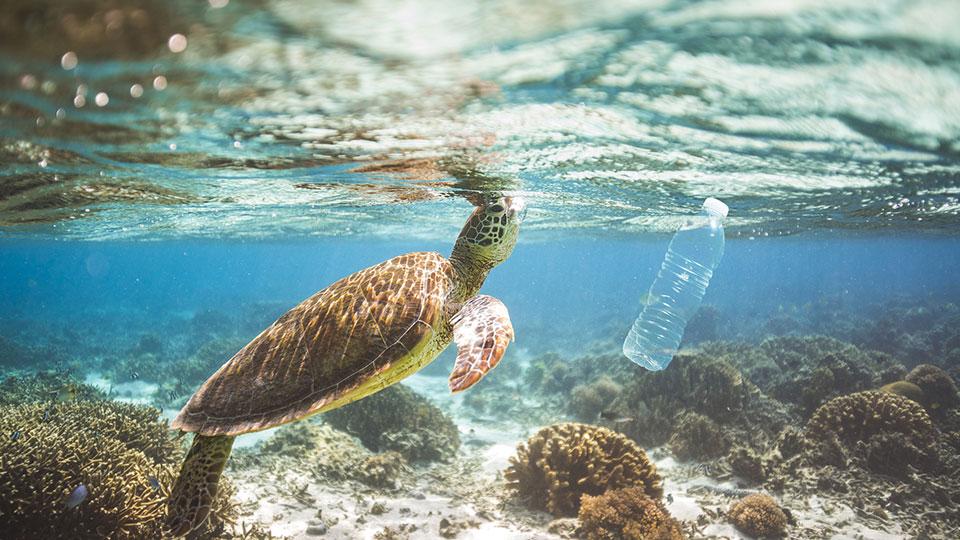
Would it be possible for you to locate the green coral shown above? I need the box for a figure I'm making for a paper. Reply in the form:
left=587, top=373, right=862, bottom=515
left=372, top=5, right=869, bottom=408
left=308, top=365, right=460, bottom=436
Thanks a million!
left=727, top=494, right=788, bottom=538
left=324, top=384, right=460, bottom=462
left=0, top=400, right=236, bottom=539
left=578, top=487, right=683, bottom=540
left=505, top=423, right=663, bottom=516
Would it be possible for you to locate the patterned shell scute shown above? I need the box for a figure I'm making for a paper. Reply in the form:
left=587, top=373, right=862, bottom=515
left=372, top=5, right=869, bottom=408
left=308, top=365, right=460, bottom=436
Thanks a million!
left=172, top=252, right=456, bottom=436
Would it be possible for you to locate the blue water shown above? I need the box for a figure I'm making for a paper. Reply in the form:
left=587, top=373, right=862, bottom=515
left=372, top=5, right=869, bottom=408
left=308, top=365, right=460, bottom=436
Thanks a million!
left=4, top=235, right=958, bottom=349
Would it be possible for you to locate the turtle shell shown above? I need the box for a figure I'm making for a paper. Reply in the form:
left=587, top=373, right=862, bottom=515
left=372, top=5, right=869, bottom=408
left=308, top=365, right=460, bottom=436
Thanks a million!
left=171, top=252, right=457, bottom=436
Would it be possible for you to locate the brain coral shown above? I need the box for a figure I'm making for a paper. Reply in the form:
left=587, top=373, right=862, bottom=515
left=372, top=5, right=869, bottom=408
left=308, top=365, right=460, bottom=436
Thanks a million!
left=578, top=487, right=683, bottom=540
left=805, top=391, right=937, bottom=453
left=905, top=364, right=959, bottom=413
left=505, top=423, right=663, bottom=516
left=727, top=494, right=788, bottom=538
left=878, top=380, right=924, bottom=405
left=0, top=401, right=236, bottom=539
left=324, top=384, right=460, bottom=462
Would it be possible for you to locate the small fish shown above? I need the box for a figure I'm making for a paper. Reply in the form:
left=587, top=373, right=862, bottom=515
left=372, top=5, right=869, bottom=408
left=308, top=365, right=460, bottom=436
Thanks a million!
left=42, top=408, right=51, bottom=422
left=10, top=430, right=20, bottom=441
left=56, top=383, right=79, bottom=402
left=666, top=493, right=674, bottom=504
left=65, top=484, right=88, bottom=509
left=599, top=410, right=634, bottom=424
left=148, top=477, right=161, bottom=491
left=130, top=371, right=140, bottom=380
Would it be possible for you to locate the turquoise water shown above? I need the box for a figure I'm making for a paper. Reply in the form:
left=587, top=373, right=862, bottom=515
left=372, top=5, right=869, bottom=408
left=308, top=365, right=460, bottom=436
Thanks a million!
left=2, top=1, right=960, bottom=539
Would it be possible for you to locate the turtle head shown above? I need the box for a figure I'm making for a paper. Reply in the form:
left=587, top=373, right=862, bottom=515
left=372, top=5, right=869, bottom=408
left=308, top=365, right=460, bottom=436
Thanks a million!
left=451, top=196, right=526, bottom=274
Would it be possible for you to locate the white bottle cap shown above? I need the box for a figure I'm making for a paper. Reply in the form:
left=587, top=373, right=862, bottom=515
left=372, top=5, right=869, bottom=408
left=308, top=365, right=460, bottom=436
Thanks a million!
left=702, top=197, right=729, bottom=218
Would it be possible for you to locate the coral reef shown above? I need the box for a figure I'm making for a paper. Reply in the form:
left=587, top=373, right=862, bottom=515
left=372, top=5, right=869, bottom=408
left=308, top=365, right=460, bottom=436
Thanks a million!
left=570, top=376, right=622, bottom=421
left=726, top=494, right=788, bottom=538
left=751, top=336, right=880, bottom=413
left=879, top=380, right=924, bottom=404
left=578, top=487, right=683, bottom=540
left=162, top=336, right=248, bottom=388
left=358, top=451, right=408, bottom=489
left=0, top=400, right=236, bottom=539
left=905, top=364, right=959, bottom=414
left=668, top=411, right=729, bottom=461
left=505, top=423, right=662, bottom=516
left=235, top=420, right=371, bottom=483
left=0, top=371, right=104, bottom=406
left=324, top=384, right=460, bottom=462
left=727, top=446, right=767, bottom=483
left=613, top=351, right=754, bottom=448
left=805, top=391, right=937, bottom=455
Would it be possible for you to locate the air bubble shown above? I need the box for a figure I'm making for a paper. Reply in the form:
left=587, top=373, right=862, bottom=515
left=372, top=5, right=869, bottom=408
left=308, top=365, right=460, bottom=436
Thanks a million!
left=153, top=76, right=168, bottom=90
left=61, top=52, right=78, bottom=70
left=130, top=84, right=144, bottom=98
left=168, top=34, right=188, bottom=53
left=95, top=92, right=109, bottom=107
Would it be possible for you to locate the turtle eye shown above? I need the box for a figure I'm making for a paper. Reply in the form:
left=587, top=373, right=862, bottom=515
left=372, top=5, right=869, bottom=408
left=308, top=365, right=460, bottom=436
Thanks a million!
left=489, top=204, right=504, bottom=213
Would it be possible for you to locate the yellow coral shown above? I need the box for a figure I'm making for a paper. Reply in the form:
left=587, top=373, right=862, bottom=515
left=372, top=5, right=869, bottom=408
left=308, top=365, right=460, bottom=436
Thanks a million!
left=506, top=423, right=662, bottom=516
left=727, top=494, right=788, bottom=538
left=578, top=487, right=684, bottom=540
left=0, top=401, right=236, bottom=539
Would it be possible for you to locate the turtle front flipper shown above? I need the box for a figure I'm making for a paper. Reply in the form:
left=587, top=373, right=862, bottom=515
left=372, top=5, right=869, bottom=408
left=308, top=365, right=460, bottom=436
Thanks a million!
left=166, top=434, right=235, bottom=537
left=449, top=294, right=514, bottom=392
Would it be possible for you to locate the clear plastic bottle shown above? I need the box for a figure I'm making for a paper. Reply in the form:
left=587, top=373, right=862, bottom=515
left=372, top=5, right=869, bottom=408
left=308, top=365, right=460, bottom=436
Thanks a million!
left=623, top=197, right=728, bottom=371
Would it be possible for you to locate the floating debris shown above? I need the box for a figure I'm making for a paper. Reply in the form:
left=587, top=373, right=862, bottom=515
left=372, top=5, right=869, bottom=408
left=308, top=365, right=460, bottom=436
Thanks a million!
left=65, top=484, right=88, bottom=509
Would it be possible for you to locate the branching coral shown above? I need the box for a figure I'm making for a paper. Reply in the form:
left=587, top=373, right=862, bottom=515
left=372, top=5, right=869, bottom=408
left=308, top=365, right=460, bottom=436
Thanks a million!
left=578, top=487, right=683, bottom=540
left=0, top=371, right=104, bottom=406
left=324, top=384, right=459, bottom=462
left=505, top=423, right=662, bottom=516
left=905, top=364, right=959, bottom=413
left=668, top=411, right=729, bottom=461
left=0, top=401, right=236, bottom=539
left=727, top=494, right=788, bottom=538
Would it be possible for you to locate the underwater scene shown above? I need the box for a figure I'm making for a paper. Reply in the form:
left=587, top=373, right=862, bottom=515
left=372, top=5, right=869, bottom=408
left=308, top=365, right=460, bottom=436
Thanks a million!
left=2, top=0, right=960, bottom=539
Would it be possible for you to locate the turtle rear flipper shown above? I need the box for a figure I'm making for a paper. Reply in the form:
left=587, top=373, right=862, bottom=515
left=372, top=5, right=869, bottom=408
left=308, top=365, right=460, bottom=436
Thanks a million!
left=166, top=434, right=235, bottom=537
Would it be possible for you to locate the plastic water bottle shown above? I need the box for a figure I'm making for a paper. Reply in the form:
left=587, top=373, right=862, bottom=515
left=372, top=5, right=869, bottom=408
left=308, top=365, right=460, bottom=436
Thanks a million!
left=623, top=197, right=729, bottom=371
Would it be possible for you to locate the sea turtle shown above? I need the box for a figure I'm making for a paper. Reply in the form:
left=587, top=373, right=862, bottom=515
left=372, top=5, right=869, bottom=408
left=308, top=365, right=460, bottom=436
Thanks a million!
left=166, top=196, right=526, bottom=535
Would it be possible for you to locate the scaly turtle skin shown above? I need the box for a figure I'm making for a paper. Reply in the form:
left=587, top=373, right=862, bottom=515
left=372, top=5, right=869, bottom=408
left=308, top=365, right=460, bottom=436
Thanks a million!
left=166, top=196, right=525, bottom=536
